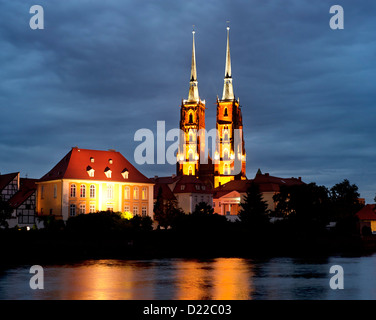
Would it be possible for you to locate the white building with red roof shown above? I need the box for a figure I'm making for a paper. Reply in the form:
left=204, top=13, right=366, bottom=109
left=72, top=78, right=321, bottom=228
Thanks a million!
left=36, top=147, right=154, bottom=221
left=151, top=175, right=213, bottom=214
left=213, top=169, right=305, bottom=219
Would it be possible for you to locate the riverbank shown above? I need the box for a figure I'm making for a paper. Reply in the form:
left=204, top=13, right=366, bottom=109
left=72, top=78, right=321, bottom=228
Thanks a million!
left=1, top=228, right=375, bottom=267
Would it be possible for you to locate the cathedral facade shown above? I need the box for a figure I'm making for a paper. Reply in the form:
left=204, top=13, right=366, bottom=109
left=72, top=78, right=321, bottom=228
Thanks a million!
left=176, top=27, right=247, bottom=188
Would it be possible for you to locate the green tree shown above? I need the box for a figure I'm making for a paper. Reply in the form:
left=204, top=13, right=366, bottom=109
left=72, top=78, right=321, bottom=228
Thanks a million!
left=330, top=179, right=363, bottom=220
left=192, top=202, right=214, bottom=215
left=273, top=183, right=330, bottom=225
left=0, top=197, right=13, bottom=228
left=153, top=187, right=184, bottom=229
left=330, top=179, right=363, bottom=235
left=238, top=182, right=269, bottom=227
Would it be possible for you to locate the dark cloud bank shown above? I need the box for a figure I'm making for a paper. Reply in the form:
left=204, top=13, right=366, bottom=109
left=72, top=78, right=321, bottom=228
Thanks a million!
left=0, top=0, right=375, bottom=202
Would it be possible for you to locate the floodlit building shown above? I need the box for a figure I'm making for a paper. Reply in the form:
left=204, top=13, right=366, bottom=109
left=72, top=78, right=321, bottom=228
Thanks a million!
left=36, top=147, right=154, bottom=221
left=151, top=175, right=213, bottom=214
left=176, top=26, right=246, bottom=189
left=213, top=170, right=305, bottom=220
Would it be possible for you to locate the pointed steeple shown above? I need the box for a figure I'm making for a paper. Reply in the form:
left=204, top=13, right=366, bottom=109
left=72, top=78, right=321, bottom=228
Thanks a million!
left=188, top=28, right=200, bottom=102
left=222, top=25, right=235, bottom=101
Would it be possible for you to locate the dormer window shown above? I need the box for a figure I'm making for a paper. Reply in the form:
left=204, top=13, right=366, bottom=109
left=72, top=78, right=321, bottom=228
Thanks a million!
left=121, top=168, right=129, bottom=179
left=195, top=185, right=200, bottom=190
left=109, top=159, right=113, bottom=164
left=86, top=166, right=95, bottom=177
left=181, top=185, right=185, bottom=191
left=104, top=167, right=112, bottom=178
left=90, top=157, right=94, bottom=163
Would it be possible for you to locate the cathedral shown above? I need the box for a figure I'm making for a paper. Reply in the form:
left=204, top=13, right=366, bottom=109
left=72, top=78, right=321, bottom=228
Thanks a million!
left=176, top=26, right=247, bottom=189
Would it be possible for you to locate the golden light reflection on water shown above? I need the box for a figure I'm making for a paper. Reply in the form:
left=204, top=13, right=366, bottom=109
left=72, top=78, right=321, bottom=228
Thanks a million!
left=175, top=258, right=253, bottom=300
left=48, top=258, right=254, bottom=300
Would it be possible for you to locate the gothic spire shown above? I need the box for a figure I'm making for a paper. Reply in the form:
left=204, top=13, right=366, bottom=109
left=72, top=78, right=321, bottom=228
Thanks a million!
left=222, top=25, right=235, bottom=101
left=188, top=28, right=200, bottom=102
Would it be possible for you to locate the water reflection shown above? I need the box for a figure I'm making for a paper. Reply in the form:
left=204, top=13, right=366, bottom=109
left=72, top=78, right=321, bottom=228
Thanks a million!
left=174, top=258, right=252, bottom=300
left=1, top=254, right=376, bottom=300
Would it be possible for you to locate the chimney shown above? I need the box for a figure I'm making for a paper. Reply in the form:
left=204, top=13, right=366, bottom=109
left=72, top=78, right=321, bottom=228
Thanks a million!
left=265, top=173, right=269, bottom=176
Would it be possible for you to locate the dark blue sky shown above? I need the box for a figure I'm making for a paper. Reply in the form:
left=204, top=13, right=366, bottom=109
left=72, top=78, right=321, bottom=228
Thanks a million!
left=1, top=0, right=375, bottom=202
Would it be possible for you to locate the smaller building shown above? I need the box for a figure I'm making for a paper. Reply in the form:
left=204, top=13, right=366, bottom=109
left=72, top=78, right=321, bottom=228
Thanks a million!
left=356, top=204, right=376, bottom=234
left=213, top=170, right=305, bottom=220
left=151, top=175, right=213, bottom=214
left=0, top=172, right=39, bottom=228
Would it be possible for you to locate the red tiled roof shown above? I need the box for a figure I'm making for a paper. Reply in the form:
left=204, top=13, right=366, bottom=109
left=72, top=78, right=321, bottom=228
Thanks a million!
left=153, top=183, right=176, bottom=201
left=8, top=178, right=38, bottom=209
left=356, top=204, right=376, bottom=221
left=39, top=147, right=152, bottom=184
left=213, top=173, right=305, bottom=199
left=172, top=175, right=212, bottom=194
left=0, top=172, right=19, bottom=192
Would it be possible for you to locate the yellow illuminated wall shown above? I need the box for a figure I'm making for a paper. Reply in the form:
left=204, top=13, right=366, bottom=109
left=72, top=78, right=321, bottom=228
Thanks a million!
left=36, top=179, right=154, bottom=221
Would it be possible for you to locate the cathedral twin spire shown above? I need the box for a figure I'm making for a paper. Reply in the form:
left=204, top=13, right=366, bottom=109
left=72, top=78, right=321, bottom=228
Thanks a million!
left=187, top=29, right=200, bottom=102
left=187, top=26, right=235, bottom=102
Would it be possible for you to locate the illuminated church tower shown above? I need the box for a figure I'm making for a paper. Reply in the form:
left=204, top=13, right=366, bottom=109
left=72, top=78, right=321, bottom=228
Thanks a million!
left=177, top=29, right=207, bottom=177
left=214, top=26, right=246, bottom=188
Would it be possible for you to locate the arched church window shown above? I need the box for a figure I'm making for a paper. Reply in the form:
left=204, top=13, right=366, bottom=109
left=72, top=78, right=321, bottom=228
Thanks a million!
left=189, top=113, right=193, bottom=123
left=224, top=108, right=228, bottom=117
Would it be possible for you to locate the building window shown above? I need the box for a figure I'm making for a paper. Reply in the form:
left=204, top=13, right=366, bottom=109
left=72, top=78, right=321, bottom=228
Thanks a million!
left=124, top=205, right=130, bottom=213
left=142, top=187, right=147, bottom=200
left=189, top=113, right=193, bottom=123
left=104, top=167, right=112, bottom=178
left=224, top=149, right=229, bottom=160
left=41, top=186, right=44, bottom=199
left=87, top=166, right=95, bottom=177
left=133, top=187, right=139, bottom=200
left=107, top=205, right=113, bottom=212
left=133, top=206, right=138, bottom=216
left=53, top=184, right=57, bottom=198
left=89, top=204, right=95, bottom=213
left=224, top=164, right=230, bottom=175
left=80, top=184, right=86, bottom=198
left=188, top=166, right=193, bottom=175
left=188, top=149, right=194, bottom=162
left=213, top=202, right=216, bottom=208
left=224, top=128, right=229, bottom=141
left=49, top=208, right=53, bottom=215
left=70, top=204, right=76, bottom=217
left=70, top=184, right=76, bottom=198
left=181, top=185, right=185, bottom=191
left=224, top=107, right=228, bottom=117
left=124, top=186, right=130, bottom=200
left=107, top=185, right=113, bottom=199
left=195, top=185, right=200, bottom=190
left=90, top=157, right=94, bottom=163
left=79, top=204, right=86, bottom=214
left=142, top=206, right=147, bottom=217
left=122, top=168, right=129, bottom=179
left=90, top=185, right=95, bottom=198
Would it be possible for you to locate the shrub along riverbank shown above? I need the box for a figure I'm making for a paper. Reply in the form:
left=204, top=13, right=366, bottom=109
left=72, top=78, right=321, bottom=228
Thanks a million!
left=1, top=211, right=374, bottom=267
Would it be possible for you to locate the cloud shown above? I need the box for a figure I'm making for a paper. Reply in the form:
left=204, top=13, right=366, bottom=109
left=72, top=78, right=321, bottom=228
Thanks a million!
left=0, top=0, right=375, bottom=202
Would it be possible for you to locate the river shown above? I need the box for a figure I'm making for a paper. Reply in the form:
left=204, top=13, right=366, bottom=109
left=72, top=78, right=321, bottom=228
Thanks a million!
left=1, top=254, right=376, bottom=300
